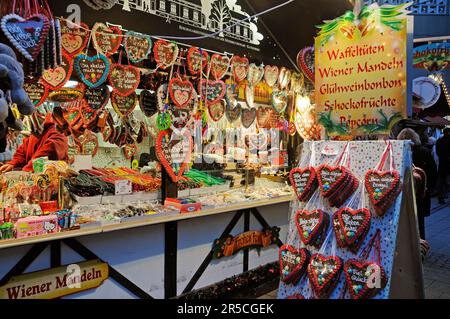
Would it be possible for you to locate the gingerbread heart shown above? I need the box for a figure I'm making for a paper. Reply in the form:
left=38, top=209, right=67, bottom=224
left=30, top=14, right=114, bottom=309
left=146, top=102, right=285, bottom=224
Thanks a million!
left=231, top=56, right=249, bottom=82
left=295, top=209, right=325, bottom=246
left=84, top=84, right=110, bottom=111
left=289, top=167, right=317, bottom=202
left=278, top=67, right=292, bottom=90
left=60, top=20, right=89, bottom=56
left=226, top=103, right=241, bottom=123
left=264, top=65, right=279, bottom=87
left=248, top=132, right=268, bottom=150
left=272, top=90, right=288, bottom=113
left=124, top=31, right=152, bottom=63
left=153, top=39, right=179, bottom=69
left=247, top=63, right=264, bottom=86
left=317, top=165, right=346, bottom=197
left=365, top=170, right=401, bottom=207
left=334, top=207, right=371, bottom=246
left=208, top=99, right=225, bottom=122
left=75, top=53, right=110, bottom=88
left=256, top=107, right=272, bottom=128
left=279, top=245, right=310, bottom=284
left=111, top=92, right=138, bottom=117
left=156, top=129, right=192, bottom=183
left=123, top=144, right=138, bottom=159
left=344, top=259, right=387, bottom=299
left=78, top=130, right=99, bottom=156
left=241, top=107, right=256, bottom=128
left=1, top=13, right=50, bottom=61
left=290, top=72, right=304, bottom=92
left=139, top=89, right=157, bottom=117
left=186, top=47, right=209, bottom=75
left=198, top=79, right=226, bottom=105
left=80, top=104, right=98, bottom=128
left=307, top=254, right=343, bottom=299
left=297, top=46, right=315, bottom=83
left=168, top=78, right=194, bottom=109
left=92, top=22, right=122, bottom=56
left=245, top=85, right=255, bottom=108
left=108, top=64, right=140, bottom=96
left=40, top=52, right=73, bottom=90
left=24, top=81, right=48, bottom=107
left=209, top=54, right=230, bottom=80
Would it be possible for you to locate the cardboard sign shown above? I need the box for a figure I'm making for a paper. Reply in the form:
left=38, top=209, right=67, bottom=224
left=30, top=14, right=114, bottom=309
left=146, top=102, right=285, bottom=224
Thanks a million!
left=315, top=4, right=409, bottom=137
left=0, top=260, right=108, bottom=299
left=115, top=179, right=132, bottom=195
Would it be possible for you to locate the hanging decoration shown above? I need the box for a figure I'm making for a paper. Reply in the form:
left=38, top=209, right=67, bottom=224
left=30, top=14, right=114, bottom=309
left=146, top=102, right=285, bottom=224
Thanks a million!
left=230, top=56, right=249, bottom=83
left=23, top=81, right=48, bottom=107
left=295, top=209, right=329, bottom=248
left=111, top=91, right=138, bottom=117
left=153, top=39, right=179, bottom=69
left=60, top=20, right=89, bottom=56
left=91, top=22, right=123, bottom=56
left=168, top=78, right=194, bottom=109
left=209, top=54, right=230, bottom=80
left=307, top=254, right=343, bottom=299
left=186, top=47, right=209, bottom=76
left=123, top=31, right=152, bottom=63
left=207, top=99, right=226, bottom=122
left=279, top=244, right=310, bottom=285
left=241, top=107, right=256, bottom=128
left=289, top=167, right=318, bottom=202
left=256, top=106, right=272, bottom=128
left=198, top=79, right=226, bottom=105
left=264, top=65, right=279, bottom=88
left=108, top=64, right=140, bottom=96
left=247, top=63, right=264, bottom=87
left=297, top=46, right=315, bottom=83
left=40, top=52, right=73, bottom=90
left=74, top=53, right=110, bottom=88
left=84, top=84, right=110, bottom=111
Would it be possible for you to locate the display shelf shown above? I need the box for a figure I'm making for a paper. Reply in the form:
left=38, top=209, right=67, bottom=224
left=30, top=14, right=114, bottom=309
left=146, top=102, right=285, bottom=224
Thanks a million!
left=0, top=195, right=294, bottom=250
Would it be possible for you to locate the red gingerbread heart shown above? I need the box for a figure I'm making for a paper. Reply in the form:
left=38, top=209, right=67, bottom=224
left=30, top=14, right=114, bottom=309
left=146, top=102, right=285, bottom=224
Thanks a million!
left=40, top=52, right=73, bottom=90
left=198, top=79, right=226, bottom=105
left=156, top=130, right=192, bottom=183
left=153, top=39, right=179, bottom=69
left=108, top=64, right=141, bottom=97
left=295, top=209, right=325, bottom=246
left=333, top=207, right=371, bottom=247
left=289, top=167, right=317, bottom=202
left=317, top=164, right=346, bottom=197
left=307, top=254, right=343, bottom=299
left=230, top=55, right=249, bottom=82
left=168, top=78, right=194, bottom=109
left=186, top=47, right=208, bottom=75
left=209, top=54, right=230, bottom=80
left=60, top=20, right=89, bottom=56
left=279, top=245, right=310, bottom=285
left=92, top=22, right=122, bottom=56
left=344, top=259, right=387, bottom=299
left=365, top=170, right=401, bottom=215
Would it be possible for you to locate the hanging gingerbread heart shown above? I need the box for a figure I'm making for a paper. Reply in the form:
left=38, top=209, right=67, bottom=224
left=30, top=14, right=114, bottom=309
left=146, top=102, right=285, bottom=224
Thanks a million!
left=60, top=20, right=89, bottom=56
left=272, top=90, right=288, bottom=113
left=279, top=245, right=310, bottom=285
left=317, top=165, right=346, bottom=197
left=290, top=72, right=304, bottom=93
left=111, top=91, right=138, bottom=117
left=230, top=56, right=249, bottom=82
left=75, top=53, right=110, bottom=88
left=256, top=106, right=272, bottom=128
left=123, top=143, right=138, bottom=159
left=364, top=170, right=402, bottom=216
left=278, top=67, right=292, bottom=90
left=40, top=52, right=73, bottom=90
left=84, top=84, right=110, bottom=111
left=1, top=14, right=50, bottom=61
left=241, top=107, right=256, bottom=128
left=24, top=81, right=48, bottom=107
left=333, top=207, right=371, bottom=247
left=344, top=259, right=387, bottom=299
left=247, top=63, right=264, bottom=87
left=297, top=46, right=315, bottom=83
left=307, top=254, right=343, bottom=299
left=108, top=64, right=140, bottom=96
left=264, top=65, right=279, bottom=88
left=245, top=85, right=255, bottom=108
left=80, top=104, right=98, bottom=128
left=139, top=89, right=158, bottom=117
left=198, top=79, right=226, bottom=105
left=186, top=47, right=209, bottom=75
left=78, top=130, right=99, bottom=156
left=248, top=132, right=268, bottom=150
left=156, top=129, right=192, bottom=183
left=153, top=39, right=179, bottom=69
left=209, top=54, right=230, bottom=80
left=123, top=31, right=152, bottom=63
left=295, top=209, right=326, bottom=246
left=289, top=167, right=318, bottom=202
left=168, top=78, right=194, bottom=109
left=225, top=103, right=241, bottom=123
left=92, top=22, right=122, bottom=56
left=208, top=99, right=226, bottom=122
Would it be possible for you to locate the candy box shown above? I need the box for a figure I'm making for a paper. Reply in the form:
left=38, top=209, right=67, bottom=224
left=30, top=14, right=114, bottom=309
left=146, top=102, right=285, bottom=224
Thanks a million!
left=164, top=197, right=202, bottom=214
left=15, top=215, right=59, bottom=238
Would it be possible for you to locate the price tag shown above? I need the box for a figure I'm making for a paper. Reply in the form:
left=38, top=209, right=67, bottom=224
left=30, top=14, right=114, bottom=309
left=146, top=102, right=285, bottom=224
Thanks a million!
left=321, top=145, right=338, bottom=156
left=114, top=180, right=132, bottom=195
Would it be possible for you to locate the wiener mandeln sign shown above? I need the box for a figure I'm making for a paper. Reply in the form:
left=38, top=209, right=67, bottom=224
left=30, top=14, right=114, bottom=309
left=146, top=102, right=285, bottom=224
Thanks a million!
left=315, top=3, right=409, bottom=137
left=0, top=260, right=108, bottom=299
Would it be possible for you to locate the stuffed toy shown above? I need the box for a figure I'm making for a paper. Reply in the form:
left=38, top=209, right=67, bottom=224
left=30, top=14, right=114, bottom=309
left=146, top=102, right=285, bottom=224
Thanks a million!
left=0, top=43, right=34, bottom=152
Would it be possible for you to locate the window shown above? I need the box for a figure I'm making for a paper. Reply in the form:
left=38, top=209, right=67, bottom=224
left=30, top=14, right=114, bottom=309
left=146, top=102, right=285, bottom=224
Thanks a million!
left=243, top=28, right=248, bottom=37
left=235, top=25, right=240, bottom=35
left=171, top=3, right=176, bottom=14
left=193, top=11, right=199, bottom=21
left=183, top=8, right=189, bottom=18
left=159, top=0, right=165, bottom=10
